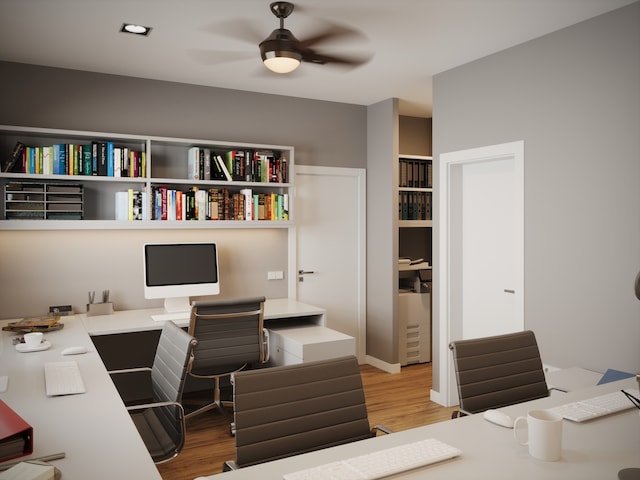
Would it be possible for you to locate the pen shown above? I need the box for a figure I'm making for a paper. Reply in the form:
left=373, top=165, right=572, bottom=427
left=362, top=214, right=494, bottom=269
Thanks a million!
left=88, top=291, right=95, bottom=304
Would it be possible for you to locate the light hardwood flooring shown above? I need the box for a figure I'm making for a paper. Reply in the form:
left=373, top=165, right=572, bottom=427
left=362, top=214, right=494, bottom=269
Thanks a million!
left=158, top=362, right=457, bottom=480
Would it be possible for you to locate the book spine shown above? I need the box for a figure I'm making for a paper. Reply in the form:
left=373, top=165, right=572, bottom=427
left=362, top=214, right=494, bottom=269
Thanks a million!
left=187, top=147, right=199, bottom=180
left=106, top=141, right=114, bottom=176
left=3, top=141, right=25, bottom=173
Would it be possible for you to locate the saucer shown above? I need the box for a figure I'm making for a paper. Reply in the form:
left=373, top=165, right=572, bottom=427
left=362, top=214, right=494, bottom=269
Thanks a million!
left=16, top=340, right=51, bottom=353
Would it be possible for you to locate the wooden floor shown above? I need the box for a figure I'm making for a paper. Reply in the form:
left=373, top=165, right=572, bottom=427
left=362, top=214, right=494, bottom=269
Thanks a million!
left=157, top=362, right=457, bottom=480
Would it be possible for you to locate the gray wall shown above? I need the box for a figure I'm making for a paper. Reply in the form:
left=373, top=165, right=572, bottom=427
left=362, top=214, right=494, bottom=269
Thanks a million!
left=399, top=116, right=432, bottom=156
left=366, top=98, right=399, bottom=363
left=0, top=62, right=367, bottom=319
left=432, top=2, right=640, bottom=382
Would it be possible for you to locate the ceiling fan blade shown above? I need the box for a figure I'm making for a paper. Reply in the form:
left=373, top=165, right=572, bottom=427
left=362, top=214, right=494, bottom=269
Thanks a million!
left=206, top=18, right=264, bottom=46
left=297, top=22, right=368, bottom=49
left=300, top=49, right=372, bottom=68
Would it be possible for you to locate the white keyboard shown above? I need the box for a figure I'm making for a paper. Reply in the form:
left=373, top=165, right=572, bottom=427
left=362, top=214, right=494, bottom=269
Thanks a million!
left=44, top=361, right=86, bottom=396
left=551, top=388, right=639, bottom=422
left=151, top=311, right=190, bottom=322
left=283, top=438, right=462, bottom=480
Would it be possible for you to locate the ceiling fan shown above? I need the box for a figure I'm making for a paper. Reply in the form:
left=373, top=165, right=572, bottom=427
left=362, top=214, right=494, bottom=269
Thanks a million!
left=258, top=2, right=371, bottom=74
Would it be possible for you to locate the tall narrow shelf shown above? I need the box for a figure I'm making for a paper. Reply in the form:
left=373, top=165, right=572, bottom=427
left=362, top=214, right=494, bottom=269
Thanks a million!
left=0, top=125, right=294, bottom=230
left=398, top=154, right=432, bottom=365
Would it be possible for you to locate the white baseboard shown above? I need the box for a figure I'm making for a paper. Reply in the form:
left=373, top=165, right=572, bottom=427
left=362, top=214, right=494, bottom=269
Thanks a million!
left=365, top=355, right=401, bottom=374
left=429, top=388, right=457, bottom=407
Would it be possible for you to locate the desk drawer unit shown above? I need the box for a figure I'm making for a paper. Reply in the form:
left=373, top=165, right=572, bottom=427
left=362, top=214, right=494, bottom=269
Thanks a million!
left=267, top=325, right=355, bottom=366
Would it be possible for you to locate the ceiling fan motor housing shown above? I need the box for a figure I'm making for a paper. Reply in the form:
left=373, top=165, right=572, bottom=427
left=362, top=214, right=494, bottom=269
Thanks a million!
left=259, top=28, right=302, bottom=63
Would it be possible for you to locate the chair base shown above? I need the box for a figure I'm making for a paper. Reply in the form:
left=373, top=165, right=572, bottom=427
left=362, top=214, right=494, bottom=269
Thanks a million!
left=185, top=399, right=235, bottom=435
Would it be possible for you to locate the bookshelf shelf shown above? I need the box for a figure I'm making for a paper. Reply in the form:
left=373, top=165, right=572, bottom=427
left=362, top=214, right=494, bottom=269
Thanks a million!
left=0, top=125, right=295, bottom=230
left=398, top=155, right=432, bottom=224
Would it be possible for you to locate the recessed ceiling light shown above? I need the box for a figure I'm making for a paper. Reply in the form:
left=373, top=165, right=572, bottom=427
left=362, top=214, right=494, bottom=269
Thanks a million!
left=120, top=23, right=152, bottom=36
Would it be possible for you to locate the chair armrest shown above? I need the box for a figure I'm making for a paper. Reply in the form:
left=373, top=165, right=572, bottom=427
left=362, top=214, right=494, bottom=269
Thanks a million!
left=108, top=367, right=152, bottom=376
left=126, top=400, right=184, bottom=413
left=372, top=425, right=393, bottom=435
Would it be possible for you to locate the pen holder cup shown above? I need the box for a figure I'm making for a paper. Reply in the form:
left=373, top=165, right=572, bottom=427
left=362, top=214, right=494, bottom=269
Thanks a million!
left=86, top=302, right=114, bottom=317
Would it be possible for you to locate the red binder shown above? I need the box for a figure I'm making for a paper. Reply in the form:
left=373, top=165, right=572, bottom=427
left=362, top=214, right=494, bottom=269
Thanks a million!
left=0, top=399, right=33, bottom=463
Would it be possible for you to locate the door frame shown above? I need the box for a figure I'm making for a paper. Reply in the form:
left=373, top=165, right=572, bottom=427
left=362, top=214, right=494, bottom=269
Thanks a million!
left=293, top=165, right=367, bottom=362
left=433, top=141, right=524, bottom=407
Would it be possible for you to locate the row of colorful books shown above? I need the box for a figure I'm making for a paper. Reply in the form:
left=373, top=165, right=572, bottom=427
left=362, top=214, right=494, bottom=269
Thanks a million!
left=188, top=147, right=288, bottom=183
left=115, top=187, right=289, bottom=221
left=3, top=141, right=146, bottom=177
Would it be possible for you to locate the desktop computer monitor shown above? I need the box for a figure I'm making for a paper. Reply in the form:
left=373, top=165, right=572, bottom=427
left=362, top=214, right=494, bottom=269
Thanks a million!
left=143, top=242, right=220, bottom=313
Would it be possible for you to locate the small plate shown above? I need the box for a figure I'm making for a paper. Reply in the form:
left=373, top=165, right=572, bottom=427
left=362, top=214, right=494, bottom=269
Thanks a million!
left=16, top=340, right=51, bottom=353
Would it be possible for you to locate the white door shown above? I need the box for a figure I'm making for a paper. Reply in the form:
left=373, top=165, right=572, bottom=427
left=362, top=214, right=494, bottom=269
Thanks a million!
left=436, top=141, right=524, bottom=407
left=461, top=158, right=521, bottom=338
left=295, top=165, right=366, bottom=362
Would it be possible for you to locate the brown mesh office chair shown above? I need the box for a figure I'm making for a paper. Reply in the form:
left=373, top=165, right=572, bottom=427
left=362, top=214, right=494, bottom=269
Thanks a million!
left=223, top=355, right=391, bottom=471
left=185, top=297, right=269, bottom=431
left=449, top=330, right=549, bottom=418
left=109, top=320, right=198, bottom=464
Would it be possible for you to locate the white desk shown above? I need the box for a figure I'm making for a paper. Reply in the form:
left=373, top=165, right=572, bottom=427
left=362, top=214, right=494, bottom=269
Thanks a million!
left=0, top=316, right=161, bottom=479
left=81, top=298, right=328, bottom=335
left=199, top=377, right=640, bottom=480
left=81, top=298, right=353, bottom=367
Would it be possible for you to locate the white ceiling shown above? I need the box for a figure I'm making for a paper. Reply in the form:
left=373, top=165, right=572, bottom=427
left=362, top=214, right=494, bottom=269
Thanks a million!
left=0, top=0, right=635, bottom=117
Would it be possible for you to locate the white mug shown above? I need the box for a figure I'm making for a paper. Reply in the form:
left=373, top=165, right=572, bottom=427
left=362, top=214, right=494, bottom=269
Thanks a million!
left=513, top=409, right=563, bottom=461
left=24, top=331, right=43, bottom=348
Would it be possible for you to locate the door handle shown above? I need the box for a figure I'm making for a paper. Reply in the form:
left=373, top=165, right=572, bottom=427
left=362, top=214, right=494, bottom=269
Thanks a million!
left=504, top=289, right=515, bottom=294
left=298, top=270, right=315, bottom=282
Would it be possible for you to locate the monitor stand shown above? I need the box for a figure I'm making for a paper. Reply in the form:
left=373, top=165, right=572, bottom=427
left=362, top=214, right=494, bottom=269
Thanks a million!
left=163, top=296, right=191, bottom=314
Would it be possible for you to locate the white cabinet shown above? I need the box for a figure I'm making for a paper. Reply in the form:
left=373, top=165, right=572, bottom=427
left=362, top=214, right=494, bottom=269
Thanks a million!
left=398, top=292, right=431, bottom=365
left=0, top=125, right=294, bottom=230
left=267, top=325, right=356, bottom=366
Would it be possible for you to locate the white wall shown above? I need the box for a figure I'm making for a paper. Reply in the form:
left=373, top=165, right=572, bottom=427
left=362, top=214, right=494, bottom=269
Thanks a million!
left=432, top=2, right=640, bottom=389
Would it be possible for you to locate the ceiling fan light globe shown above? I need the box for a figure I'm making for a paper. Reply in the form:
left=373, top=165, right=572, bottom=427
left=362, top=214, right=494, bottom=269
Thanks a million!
left=263, top=54, right=301, bottom=74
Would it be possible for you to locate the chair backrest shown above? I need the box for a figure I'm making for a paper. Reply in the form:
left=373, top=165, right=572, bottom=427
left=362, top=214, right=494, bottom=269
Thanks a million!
left=231, top=355, right=373, bottom=468
left=188, top=297, right=266, bottom=377
left=449, top=330, right=549, bottom=414
left=148, top=320, right=198, bottom=459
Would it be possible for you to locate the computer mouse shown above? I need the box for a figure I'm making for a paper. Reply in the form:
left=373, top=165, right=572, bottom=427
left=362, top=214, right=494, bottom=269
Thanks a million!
left=61, top=346, right=88, bottom=355
left=483, top=409, right=514, bottom=428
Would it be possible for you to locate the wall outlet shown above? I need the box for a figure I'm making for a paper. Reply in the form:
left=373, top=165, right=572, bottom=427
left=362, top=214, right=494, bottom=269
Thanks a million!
left=267, top=271, right=284, bottom=280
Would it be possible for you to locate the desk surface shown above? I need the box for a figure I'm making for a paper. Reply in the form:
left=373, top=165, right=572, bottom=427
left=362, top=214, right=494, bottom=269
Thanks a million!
left=82, top=298, right=327, bottom=335
left=0, top=298, right=326, bottom=478
left=0, top=316, right=161, bottom=479
left=200, top=377, right=640, bottom=480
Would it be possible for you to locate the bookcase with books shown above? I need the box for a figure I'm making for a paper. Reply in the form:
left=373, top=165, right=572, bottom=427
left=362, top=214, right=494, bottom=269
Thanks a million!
left=0, top=125, right=294, bottom=230
left=398, top=154, right=432, bottom=365
left=398, top=154, right=432, bottom=227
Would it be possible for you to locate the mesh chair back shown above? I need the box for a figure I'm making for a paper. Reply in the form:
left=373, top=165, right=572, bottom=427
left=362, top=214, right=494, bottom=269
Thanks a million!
left=232, top=355, right=372, bottom=468
left=189, top=297, right=266, bottom=377
left=449, top=330, right=549, bottom=414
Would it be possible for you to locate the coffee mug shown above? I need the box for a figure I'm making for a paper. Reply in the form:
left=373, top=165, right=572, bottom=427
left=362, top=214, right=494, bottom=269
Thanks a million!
left=513, top=409, right=563, bottom=461
left=24, top=332, right=43, bottom=348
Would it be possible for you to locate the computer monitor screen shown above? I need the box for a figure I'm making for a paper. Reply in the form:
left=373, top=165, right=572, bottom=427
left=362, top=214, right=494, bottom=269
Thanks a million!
left=143, top=242, right=219, bottom=313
